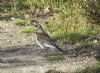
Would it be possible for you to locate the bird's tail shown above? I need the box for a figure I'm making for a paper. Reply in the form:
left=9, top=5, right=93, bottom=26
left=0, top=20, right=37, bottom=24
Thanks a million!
left=55, top=45, right=66, bottom=54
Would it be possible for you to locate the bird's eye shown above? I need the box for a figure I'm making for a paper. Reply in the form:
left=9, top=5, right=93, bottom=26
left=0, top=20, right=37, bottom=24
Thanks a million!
left=35, top=25, right=38, bottom=27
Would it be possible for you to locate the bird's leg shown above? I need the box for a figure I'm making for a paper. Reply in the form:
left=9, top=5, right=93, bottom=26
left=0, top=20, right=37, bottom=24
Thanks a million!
left=46, top=47, right=55, bottom=54
left=45, top=47, right=49, bottom=54
left=41, top=47, right=49, bottom=55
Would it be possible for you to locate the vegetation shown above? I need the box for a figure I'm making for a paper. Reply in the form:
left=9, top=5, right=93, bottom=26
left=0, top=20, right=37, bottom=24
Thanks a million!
left=14, top=18, right=31, bottom=26
left=44, top=53, right=64, bottom=61
left=0, top=0, right=99, bottom=47
left=74, top=63, right=100, bottom=73
left=77, top=0, right=100, bottom=25
left=20, top=27, right=35, bottom=34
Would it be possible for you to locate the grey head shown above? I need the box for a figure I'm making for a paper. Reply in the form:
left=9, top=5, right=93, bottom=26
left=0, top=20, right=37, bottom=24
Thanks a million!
left=32, top=20, right=44, bottom=33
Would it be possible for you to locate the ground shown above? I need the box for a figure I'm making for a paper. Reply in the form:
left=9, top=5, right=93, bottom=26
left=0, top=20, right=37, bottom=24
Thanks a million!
left=0, top=20, right=100, bottom=73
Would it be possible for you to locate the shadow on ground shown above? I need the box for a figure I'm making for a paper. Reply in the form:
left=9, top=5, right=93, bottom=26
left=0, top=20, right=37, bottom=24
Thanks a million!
left=0, top=44, right=99, bottom=69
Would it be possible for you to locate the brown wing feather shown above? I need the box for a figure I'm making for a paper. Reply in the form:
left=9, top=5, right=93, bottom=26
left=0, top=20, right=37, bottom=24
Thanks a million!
left=44, top=32, right=65, bottom=53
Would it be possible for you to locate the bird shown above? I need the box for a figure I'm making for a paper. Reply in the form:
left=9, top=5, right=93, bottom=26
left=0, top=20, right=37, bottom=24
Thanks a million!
left=32, top=20, right=65, bottom=54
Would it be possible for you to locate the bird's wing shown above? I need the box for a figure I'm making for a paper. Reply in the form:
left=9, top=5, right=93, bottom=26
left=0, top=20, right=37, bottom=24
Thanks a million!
left=44, top=33, right=65, bottom=53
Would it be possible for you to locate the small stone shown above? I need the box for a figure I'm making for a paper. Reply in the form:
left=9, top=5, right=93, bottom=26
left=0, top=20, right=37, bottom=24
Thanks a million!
left=10, top=17, right=16, bottom=21
left=93, top=40, right=98, bottom=43
left=44, top=7, right=50, bottom=14
left=7, top=40, right=11, bottom=42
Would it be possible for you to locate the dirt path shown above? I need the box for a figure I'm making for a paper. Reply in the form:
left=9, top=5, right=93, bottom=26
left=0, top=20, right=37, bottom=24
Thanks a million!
left=0, top=20, right=34, bottom=48
left=0, top=44, right=98, bottom=73
left=0, top=20, right=99, bottom=73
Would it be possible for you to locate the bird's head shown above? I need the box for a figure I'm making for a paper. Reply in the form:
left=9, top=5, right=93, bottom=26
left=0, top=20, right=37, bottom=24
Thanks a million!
left=31, top=20, right=44, bottom=33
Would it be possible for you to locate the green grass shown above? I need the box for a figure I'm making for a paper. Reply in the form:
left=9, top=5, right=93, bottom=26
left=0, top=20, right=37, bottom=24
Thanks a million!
left=1, top=0, right=100, bottom=43
left=74, top=64, right=100, bottom=73
left=44, top=53, right=64, bottom=61
left=14, top=18, right=31, bottom=26
left=20, top=27, right=35, bottom=34
left=44, top=19, right=99, bottom=42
